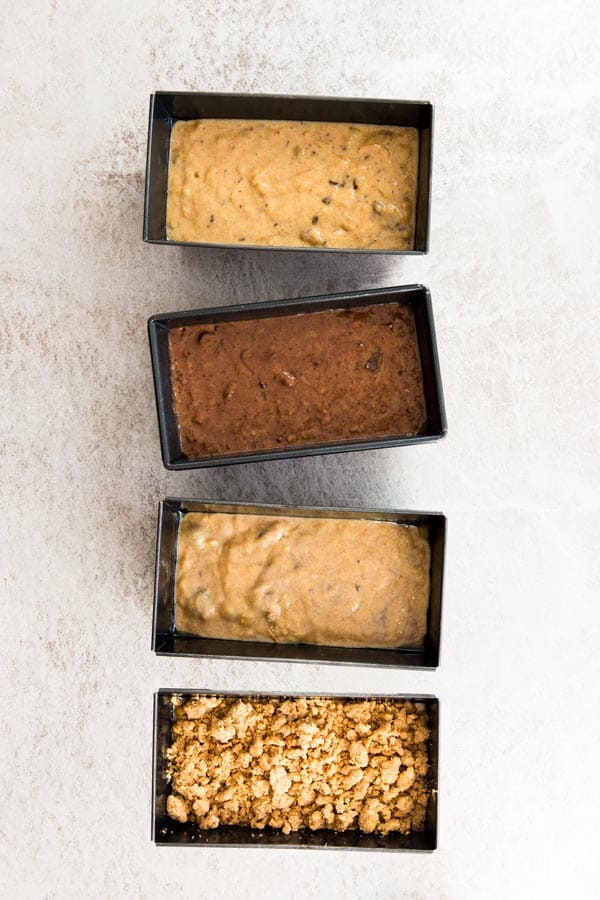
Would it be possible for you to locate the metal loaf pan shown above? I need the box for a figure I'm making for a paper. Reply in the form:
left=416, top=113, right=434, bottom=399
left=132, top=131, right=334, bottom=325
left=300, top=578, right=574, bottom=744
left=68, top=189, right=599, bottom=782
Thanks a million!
left=147, top=284, right=447, bottom=469
left=153, top=499, right=445, bottom=668
left=153, top=690, right=439, bottom=850
left=143, top=91, right=433, bottom=253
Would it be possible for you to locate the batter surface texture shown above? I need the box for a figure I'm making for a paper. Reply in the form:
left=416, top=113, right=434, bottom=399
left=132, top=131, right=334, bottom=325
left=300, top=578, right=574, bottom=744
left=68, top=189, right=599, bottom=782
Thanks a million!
left=167, top=118, right=418, bottom=249
left=167, top=302, right=427, bottom=461
left=175, top=512, right=430, bottom=649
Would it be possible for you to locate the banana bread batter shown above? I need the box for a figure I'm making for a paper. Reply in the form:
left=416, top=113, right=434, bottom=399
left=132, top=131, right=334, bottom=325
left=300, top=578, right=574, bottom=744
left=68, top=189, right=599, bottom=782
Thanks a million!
left=168, top=302, right=427, bottom=461
left=175, top=512, right=430, bottom=649
left=167, top=119, right=418, bottom=249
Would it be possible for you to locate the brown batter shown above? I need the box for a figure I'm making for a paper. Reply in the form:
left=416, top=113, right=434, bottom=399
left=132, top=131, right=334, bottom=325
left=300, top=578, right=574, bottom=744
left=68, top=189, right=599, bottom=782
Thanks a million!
left=168, top=302, right=427, bottom=460
left=167, top=119, right=418, bottom=249
left=175, top=512, right=431, bottom=649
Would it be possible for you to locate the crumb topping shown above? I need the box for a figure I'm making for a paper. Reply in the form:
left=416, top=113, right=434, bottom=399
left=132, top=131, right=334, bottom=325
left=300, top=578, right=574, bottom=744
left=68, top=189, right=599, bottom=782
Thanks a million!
left=165, top=695, right=431, bottom=835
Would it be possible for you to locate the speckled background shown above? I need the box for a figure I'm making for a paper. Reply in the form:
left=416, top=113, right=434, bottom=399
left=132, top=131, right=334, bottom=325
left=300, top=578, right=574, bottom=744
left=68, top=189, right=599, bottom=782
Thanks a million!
left=1, top=1, right=599, bottom=897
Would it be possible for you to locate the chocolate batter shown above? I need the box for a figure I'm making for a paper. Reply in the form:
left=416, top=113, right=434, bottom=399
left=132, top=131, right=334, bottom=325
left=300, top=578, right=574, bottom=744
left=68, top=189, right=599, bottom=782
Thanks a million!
left=175, top=513, right=431, bottom=648
left=168, top=302, right=427, bottom=460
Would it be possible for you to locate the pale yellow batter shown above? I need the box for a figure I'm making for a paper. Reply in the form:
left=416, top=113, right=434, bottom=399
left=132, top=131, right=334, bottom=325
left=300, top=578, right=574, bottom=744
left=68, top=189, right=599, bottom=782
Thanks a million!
left=174, top=512, right=430, bottom=649
left=167, top=119, right=418, bottom=249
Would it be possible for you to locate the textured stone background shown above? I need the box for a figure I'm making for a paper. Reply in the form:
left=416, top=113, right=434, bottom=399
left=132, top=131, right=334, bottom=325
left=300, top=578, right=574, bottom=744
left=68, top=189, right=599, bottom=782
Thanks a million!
left=1, top=1, right=599, bottom=897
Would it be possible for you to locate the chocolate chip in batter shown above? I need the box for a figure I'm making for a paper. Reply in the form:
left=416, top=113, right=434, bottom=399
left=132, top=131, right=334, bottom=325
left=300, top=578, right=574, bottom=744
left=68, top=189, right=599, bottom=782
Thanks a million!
left=366, top=349, right=382, bottom=371
left=196, top=326, right=217, bottom=344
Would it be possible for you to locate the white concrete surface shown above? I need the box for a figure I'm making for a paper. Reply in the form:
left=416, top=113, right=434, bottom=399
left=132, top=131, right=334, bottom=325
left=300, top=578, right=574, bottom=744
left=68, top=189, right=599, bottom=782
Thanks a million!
left=1, top=1, right=599, bottom=897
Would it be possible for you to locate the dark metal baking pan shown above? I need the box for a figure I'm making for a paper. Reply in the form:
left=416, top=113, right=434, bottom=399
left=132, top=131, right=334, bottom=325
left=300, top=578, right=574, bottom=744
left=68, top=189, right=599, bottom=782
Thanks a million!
left=153, top=690, right=439, bottom=850
left=143, top=91, right=433, bottom=253
left=148, top=284, right=447, bottom=469
left=153, top=499, right=445, bottom=668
